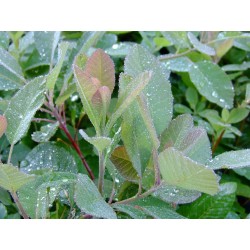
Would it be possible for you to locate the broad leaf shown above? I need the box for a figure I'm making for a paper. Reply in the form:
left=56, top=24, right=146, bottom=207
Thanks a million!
left=106, top=42, right=136, bottom=58
left=188, top=32, right=215, bottom=55
left=0, top=47, right=26, bottom=90
left=46, top=42, right=69, bottom=90
left=79, top=129, right=112, bottom=152
left=160, top=114, right=212, bottom=164
left=31, top=122, right=59, bottom=143
left=0, top=164, right=34, bottom=192
left=124, top=44, right=173, bottom=134
left=209, top=149, right=250, bottom=170
left=159, top=147, right=219, bottom=195
left=20, top=142, right=82, bottom=174
left=75, top=174, right=117, bottom=219
left=110, top=146, right=139, bottom=181
left=178, top=183, right=237, bottom=218
left=189, top=61, right=234, bottom=109
left=5, top=76, right=46, bottom=144
left=164, top=57, right=193, bottom=72
left=18, top=172, right=76, bottom=218
left=222, top=61, right=250, bottom=71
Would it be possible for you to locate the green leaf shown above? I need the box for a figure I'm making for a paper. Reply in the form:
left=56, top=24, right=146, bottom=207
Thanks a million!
left=152, top=183, right=201, bottom=204
left=79, top=129, right=112, bottom=152
left=110, top=146, right=139, bottom=181
left=174, top=104, right=192, bottom=114
left=0, top=47, right=26, bottom=90
left=222, top=61, right=250, bottom=71
left=160, top=114, right=212, bottom=165
left=46, top=42, right=69, bottom=90
left=178, top=183, right=237, bottom=218
left=161, top=32, right=190, bottom=49
left=0, top=115, right=7, bottom=138
left=0, top=187, right=12, bottom=205
left=124, top=44, right=173, bottom=134
left=153, top=37, right=172, bottom=47
left=185, top=87, right=198, bottom=110
left=221, top=108, right=230, bottom=122
left=234, top=168, right=250, bottom=181
left=164, top=57, right=193, bottom=72
left=20, top=142, right=82, bottom=174
left=159, top=147, right=218, bottom=195
left=130, top=196, right=185, bottom=219
left=112, top=203, right=148, bottom=219
left=113, top=197, right=185, bottom=219
left=34, top=31, right=60, bottom=67
left=189, top=61, right=234, bottom=109
left=209, top=149, right=250, bottom=170
left=31, top=122, right=59, bottom=142
left=0, top=163, right=34, bottom=192
left=227, top=108, right=249, bottom=123
left=245, top=83, right=250, bottom=103
left=188, top=32, right=215, bottom=55
left=96, top=33, right=117, bottom=50
left=0, top=203, right=7, bottom=218
left=75, top=174, right=117, bottom=219
left=106, top=71, right=152, bottom=133
left=106, top=42, right=137, bottom=58
left=0, top=32, right=9, bottom=50
left=55, top=83, right=77, bottom=106
left=4, top=76, right=46, bottom=144
left=18, top=172, right=76, bottom=218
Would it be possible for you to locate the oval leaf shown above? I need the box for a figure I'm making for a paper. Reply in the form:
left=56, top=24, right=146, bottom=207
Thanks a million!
left=159, top=147, right=219, bottom=195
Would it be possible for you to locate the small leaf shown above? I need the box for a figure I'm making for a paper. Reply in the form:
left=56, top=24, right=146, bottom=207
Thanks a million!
left=105, top=42, right=136, bottom=58
left=0, top=47, right=26, bottom=90
left=46, top=42, right=69, bottom=90
left=178, top=183, right=237, bottom=218
left=159, top=147, right=218, bottom=195
left=0, top=115, right=7, bottom=138
left=110, top=146, right=139, bottom=181
left=31, top=122, right=59, bottom=142
left=0, top=163, right=34, bottom=192
left=5, top=76, right=46, bottom=144
left=174, top=104, right=192, bottom=114
left=75, top=174, right=117, bottom=219
left=221, top=108, right=230, bottom=122
left=189, top=61, right=234, bottom=109
left=79, top=129, right=112, bottom=152
left=188, top=32, right=216, bottom=55
left=164, top=57, right=193, bottom=72
left=227, top=108, right=249, bottom=124
left=84, top=49, right=115, bottom=93
left=245, top=83, right=250, bottom=103
left=209, top=149, right=250, bottom=170
left=185, top=87, right=198, bottom=110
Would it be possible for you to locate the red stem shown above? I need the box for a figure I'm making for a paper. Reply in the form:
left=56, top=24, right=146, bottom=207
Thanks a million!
left=212, top=130, right=225, bottom=154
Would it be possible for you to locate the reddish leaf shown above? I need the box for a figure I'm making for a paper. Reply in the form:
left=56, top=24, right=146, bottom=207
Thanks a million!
left=0, top=115, right=7, bottom=138
left=84, top=49, right=115, bottom=93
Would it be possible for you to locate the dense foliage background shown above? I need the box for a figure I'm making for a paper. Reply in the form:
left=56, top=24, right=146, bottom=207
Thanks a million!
left=0, top=31, right=250, bottom=219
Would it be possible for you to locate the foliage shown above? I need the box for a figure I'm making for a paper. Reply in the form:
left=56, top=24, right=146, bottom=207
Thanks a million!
left=0, top=31, right=250, bottom=219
